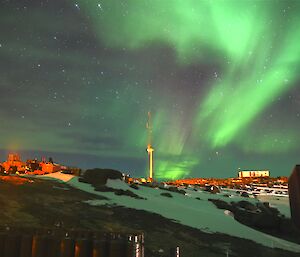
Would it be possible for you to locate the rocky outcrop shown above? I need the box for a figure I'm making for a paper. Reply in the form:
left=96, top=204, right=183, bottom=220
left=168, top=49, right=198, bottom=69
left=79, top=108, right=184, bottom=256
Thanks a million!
left=129, top=183, right=139, bottom=190
left=204, top=185, right=220, bottom=194
left=208, top=198, right=300, bottom=244
left=159, top=186, right=186, bottom=195
left=161, top=192, right=173, bottom=198
left=79, top=168, right=123, bottom=186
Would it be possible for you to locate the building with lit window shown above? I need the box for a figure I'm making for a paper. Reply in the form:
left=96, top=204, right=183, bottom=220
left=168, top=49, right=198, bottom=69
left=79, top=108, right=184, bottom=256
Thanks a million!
left=238, top=170, right=270, bottom=178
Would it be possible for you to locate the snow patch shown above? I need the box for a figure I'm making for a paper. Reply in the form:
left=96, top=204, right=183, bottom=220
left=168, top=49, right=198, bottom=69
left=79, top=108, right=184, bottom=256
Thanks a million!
left=38, top=172, right=75, bottom=182
left=65, top=178, right=300, bottom=253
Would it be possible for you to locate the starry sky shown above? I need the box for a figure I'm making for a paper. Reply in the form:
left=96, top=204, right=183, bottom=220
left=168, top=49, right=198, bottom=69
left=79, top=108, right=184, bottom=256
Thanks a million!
left=0, top=0, right=300, bottom=179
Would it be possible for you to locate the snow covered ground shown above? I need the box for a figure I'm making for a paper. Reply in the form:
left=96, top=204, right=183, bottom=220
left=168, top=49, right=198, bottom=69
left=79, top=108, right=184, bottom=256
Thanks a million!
left=40, top=172, right=74, bottom=182
left=40, top=172, right=299, bottom=253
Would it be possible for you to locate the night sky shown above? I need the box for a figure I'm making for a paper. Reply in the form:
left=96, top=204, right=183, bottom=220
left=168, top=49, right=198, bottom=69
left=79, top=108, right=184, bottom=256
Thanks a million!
left=1, top=0, right=299, bottom=179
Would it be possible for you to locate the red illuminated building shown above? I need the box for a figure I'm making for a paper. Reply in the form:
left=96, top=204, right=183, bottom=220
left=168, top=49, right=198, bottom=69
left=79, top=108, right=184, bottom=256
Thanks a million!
left=2, top=153, right=25, bottom=173
left=41, top=162, right=61, bottom=173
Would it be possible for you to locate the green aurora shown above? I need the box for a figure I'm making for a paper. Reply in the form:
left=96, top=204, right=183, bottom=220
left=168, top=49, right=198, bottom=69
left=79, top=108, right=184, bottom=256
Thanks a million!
left=0, top=0, right=299, bottom=179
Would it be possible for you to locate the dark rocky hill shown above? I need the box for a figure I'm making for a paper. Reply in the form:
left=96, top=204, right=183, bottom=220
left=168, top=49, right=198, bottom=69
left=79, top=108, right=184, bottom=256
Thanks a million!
left=0, top=175, right=299, bottom=257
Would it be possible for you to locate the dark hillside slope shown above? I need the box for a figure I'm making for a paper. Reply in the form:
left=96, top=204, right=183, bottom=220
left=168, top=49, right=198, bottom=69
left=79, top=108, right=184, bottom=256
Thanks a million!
left=0, top=175, right=298, bottom=257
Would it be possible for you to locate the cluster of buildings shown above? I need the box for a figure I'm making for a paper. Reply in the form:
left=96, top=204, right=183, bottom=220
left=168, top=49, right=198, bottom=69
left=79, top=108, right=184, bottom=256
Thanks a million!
left=0, top=153, right=62, bottom=175
left=168, top=170, right=289, bottom=189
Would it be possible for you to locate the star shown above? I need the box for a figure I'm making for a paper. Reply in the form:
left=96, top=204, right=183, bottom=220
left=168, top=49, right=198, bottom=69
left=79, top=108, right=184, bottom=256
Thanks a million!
left=74, top=3, right=80, bottom=10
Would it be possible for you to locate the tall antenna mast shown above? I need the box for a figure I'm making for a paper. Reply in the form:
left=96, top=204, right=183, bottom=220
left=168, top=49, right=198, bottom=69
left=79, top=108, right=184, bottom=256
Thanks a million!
left=146, top=111, right=152, bottom=146
left=146, top=112, right=154, bottom=181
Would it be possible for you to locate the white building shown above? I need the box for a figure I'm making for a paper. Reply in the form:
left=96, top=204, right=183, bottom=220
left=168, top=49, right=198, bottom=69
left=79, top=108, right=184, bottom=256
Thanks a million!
left=238, top=170, right=270, bottom=178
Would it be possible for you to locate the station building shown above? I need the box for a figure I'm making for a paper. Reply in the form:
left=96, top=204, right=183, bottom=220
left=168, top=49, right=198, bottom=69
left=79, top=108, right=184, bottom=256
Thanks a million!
left=238, top=170, right=270, bottom=178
